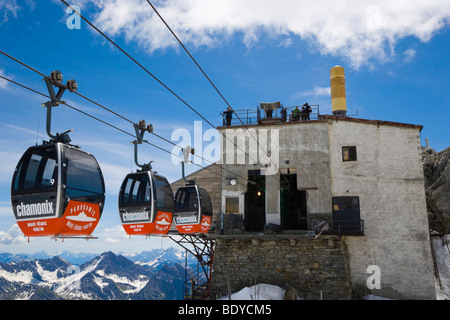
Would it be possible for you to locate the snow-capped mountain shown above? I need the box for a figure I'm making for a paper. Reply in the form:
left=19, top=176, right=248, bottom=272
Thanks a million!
left=0, top=251, right=186, bottom=300
left=0, top=247, right=197, bottom=267
left=0, top=251, right=98, bottom=265
left=123, top=247, right=197, bottom=268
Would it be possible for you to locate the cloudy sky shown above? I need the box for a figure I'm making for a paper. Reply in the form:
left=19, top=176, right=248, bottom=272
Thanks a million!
left=0, top=0, right=449, bottom=254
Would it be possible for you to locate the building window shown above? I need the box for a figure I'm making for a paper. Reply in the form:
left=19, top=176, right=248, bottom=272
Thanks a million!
left=225, top=197, right=239, bottom=213
left=342, top=146, right=357, bottom=161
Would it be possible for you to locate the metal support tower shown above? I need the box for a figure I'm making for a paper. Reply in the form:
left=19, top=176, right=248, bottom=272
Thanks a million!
left=169, top=234, right=215, bottom=300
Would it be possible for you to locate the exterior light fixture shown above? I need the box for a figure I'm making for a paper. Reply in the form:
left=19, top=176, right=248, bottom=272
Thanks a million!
left=230, top=178, right=236, bottom=186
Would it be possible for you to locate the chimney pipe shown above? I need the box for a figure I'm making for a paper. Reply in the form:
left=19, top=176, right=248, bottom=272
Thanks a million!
left=330, top=65, right=347, bottom=116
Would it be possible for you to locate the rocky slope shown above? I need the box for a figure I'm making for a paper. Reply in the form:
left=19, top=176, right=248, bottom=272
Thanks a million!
left=422, top=147, right=450, bottom=233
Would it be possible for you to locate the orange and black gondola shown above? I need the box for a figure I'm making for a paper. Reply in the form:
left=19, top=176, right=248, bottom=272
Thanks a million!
left=11, top=142, right=105, bottom=238
left=118, top=170, right=174, bottom=235
left=172, top=147, right=213, bottom=234
left=11, top=72, right=105, bottom=239
left=173, top=184, right=213, bottom=234
left=118, top=120, right=174, bottom=236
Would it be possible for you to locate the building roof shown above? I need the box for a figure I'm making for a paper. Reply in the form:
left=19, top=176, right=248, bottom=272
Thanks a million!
left=217, top=115, right=423, bottom=132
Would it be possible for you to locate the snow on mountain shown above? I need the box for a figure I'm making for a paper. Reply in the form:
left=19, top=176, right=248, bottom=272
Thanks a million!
left=0, top=247, right=192, bottom=268
left=434, top=235, right=450, bottom=300
left=0, top=251, right=185, bottom=300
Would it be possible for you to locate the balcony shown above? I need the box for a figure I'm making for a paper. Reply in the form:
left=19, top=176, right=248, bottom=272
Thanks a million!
left=220, top=103, right=320, bottom=127
left=215, top=214, right=364, bottom=237
left=324, top=220, right=365, bottom=236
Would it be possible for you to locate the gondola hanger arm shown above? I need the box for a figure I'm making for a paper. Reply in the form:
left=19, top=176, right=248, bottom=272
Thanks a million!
left=181, top=146, right=196, bottom=185
left=41, top=71, right=78, bottom=144
left=132, top=120, right=154, bottom=171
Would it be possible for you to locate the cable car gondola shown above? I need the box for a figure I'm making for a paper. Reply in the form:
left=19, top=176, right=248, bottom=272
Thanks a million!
left=173, top=147, right=213, bottom=234
left=10, top=72, right=105, bottom=238
left=11, top=143, right=105, bottom=237
left=118, top=121, right=174, bottom=236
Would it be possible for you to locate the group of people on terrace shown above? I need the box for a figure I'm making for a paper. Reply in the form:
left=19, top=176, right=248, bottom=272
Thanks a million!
left=282, top=103, right=312, bottom=122
left=223, top=102, right=313, bottom=126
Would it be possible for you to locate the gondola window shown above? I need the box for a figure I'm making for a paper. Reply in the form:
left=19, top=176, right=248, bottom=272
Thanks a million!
left=64, top=148, right=104, bottom=198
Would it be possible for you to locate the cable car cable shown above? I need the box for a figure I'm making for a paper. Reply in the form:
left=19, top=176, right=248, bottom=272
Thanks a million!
left=0, top=50, right=251, bottom=184
left=57, top=0, right=262, bottom=169
left=144, top=0, right=279, bottom=177
left=58, top=0, right=214, bottom=128
left=0, top=73, right=248, bottom=186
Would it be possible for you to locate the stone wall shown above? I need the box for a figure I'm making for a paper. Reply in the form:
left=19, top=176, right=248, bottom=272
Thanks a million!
left=210, top=235, right=353, bottom=300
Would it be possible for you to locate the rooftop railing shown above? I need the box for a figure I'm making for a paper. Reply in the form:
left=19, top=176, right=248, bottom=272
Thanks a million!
left=220, top=104, right=320, bottom=127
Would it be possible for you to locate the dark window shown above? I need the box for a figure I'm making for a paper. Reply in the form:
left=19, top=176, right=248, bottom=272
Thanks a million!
left=226, top=197, right=239, bottom=213
left=12, top=146, right=58, bottom=193
left=342, top=146, right=357, bottom=161
left=331, top=196, right=362, bottom=234
left=175, top=188, right=198, bottom=212
left=122, top=178, right=133, bottom=204
left=120, top=174, right=151, bottom=205
left=199, top=188, right=213, bottom=216
left=64, top=147, right=104, bottom=198
left=153, top=174, right=174, bottom=212
left=333, top=196, right=359, bottom=212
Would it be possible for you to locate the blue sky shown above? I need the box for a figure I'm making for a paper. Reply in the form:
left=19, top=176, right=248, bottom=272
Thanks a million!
left=0, top=0, right=449, bottom=254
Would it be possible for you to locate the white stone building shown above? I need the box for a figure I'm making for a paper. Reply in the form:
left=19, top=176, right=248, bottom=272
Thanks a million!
left=211, top=66, right=436, bottom=299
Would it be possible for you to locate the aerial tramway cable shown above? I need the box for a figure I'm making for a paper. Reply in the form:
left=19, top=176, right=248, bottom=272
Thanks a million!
left=0, top=49, right=251, bottom=186
left=0, top=72, right=247, bottom=186
left=144, top=0, right=279, bottom=177
left=57, top=0, right=266, bottom=170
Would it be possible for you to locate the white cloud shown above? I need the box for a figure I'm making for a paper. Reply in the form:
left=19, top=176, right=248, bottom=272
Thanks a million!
left=403, top=48, right=416, bottom=63
left=302, top=86, right=331, bottom=98
left=99, top=225, right=128, bottom=243
left=0, top=0, right=20, bottom=23
left=0, top=69, right=11, bottom=90
left=290, top=86, right=331, bottom=103
left=0, top=224, right=27, bottom=245
left=278, top=37, right=293, bottom=48
left=83, top=0, right=450, bottom=68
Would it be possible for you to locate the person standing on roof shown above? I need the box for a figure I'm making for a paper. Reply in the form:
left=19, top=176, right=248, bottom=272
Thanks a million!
left=224, top=107, right=233, bottom=126
left=303, top=103, right=312, bottom=121
left=280, top=106, right=287, bottom=122
left=292, top=106, right=301, bottom=121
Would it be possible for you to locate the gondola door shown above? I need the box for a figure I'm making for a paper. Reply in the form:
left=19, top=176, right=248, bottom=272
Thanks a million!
left=59, top=145, right=105, bottom=236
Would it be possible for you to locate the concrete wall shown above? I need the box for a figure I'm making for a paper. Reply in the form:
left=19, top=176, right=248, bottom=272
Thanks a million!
left=328, top=119, right=436, bottom=299
left=219, top=121, right=332, bottom=228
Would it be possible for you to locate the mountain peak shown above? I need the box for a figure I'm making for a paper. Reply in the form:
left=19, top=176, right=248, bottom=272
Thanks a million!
left=0, top=248, right=188, bottom=300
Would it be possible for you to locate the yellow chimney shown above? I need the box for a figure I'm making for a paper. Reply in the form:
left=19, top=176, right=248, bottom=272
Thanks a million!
left=330, top=65, right=347, bottom=116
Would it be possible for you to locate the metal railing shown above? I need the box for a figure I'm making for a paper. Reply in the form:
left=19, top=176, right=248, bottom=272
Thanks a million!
left=220, top=104, right=320, bottom=127
left=218, top=213, right=245, bottom=235
left=326, top=219, right=365, bottom=236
